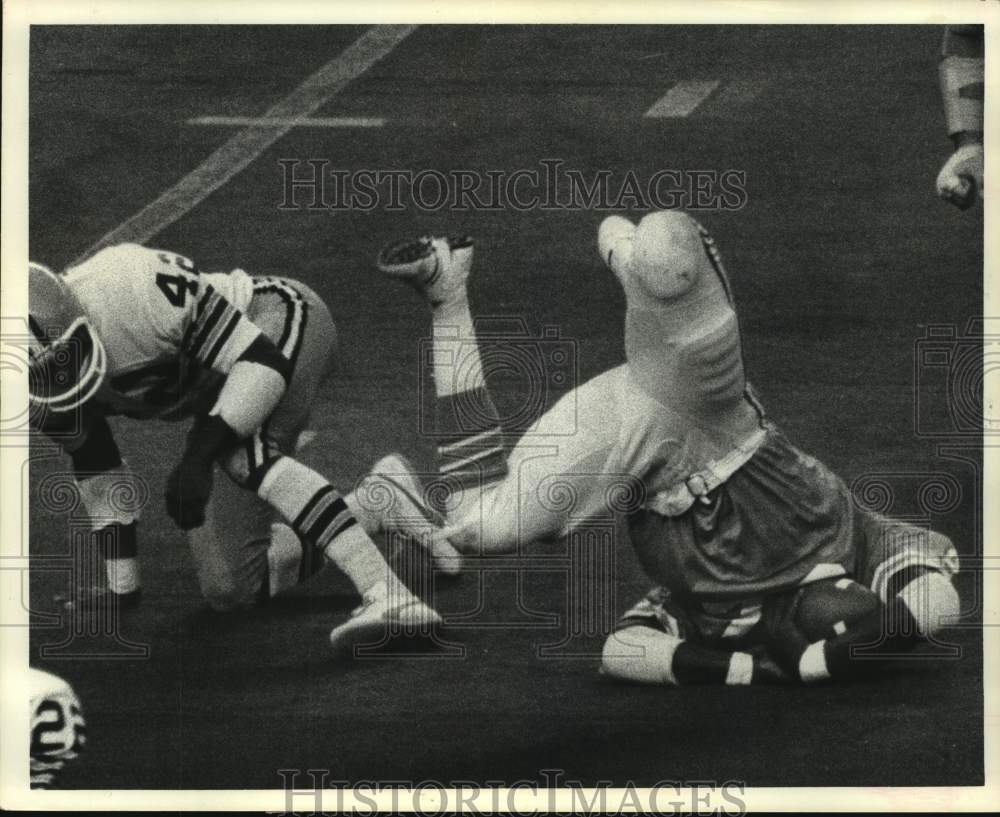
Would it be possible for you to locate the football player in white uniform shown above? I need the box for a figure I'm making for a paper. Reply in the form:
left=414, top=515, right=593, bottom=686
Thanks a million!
left=936, top=24, right=984, bottom=209
left=376, top=211, right=961, bottom=685
left=29, top=245, right=445, bottom=652
left=29, top=667, right=86, bottom=788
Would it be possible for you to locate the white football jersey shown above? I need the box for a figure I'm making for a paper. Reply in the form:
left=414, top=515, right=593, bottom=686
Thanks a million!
left=63, top=243, right=261, bottom=419
left=29, top=668, right=86, bottom=789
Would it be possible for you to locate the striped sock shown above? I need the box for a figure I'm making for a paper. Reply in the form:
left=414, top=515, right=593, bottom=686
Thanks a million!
left=435, top=389, right=507, bottom=488
left=798, top=602, right=917, bottom=682
left=257, top=457, right=394, bottom=594
left=430, top=296, right=507, bottom=489
left=604, top=626, right=784, bottom=686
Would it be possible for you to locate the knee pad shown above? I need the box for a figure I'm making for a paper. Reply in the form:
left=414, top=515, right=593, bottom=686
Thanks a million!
left=897, top=570, right=960, bottom=637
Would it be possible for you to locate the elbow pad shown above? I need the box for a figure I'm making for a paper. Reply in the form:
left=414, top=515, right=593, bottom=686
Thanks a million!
left=210, top=336, right=290, bottom=437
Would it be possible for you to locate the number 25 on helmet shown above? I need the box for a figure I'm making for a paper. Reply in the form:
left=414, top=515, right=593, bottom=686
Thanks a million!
left=27, top=263, right=107, bottom=414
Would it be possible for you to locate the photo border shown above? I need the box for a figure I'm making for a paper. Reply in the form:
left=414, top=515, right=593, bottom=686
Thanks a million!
left=2, top=0, right=996, bottom=811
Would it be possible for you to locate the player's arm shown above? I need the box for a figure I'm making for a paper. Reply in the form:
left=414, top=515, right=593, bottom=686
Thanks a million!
left=937, top=25, right=984, bottom=208
left=54, top=413, right=142, bottom=599
left=143, top=248, right=291, bottom=438
left=165, top=283, right=292, bottom=529
left=182, top=282, right=292, bottom=441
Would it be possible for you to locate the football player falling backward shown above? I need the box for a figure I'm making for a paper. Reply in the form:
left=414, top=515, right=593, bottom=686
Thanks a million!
left=28, top=244, right=454, bottom=652
left=376, top=210, right=961, bottom=685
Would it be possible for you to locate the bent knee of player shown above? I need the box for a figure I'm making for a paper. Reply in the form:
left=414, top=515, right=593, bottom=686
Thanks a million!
left=445, top=483, right=520, bottom=553
left=600, top=626, right=679, bottom=685
left=201, top=586, right=242, bottom=612
left=899, top=570, right=960, bottom=637
left=197, top=569, right=257, bottom=612
left=218, top=445, right=252, bottom=487
left=218, top=443, right=283, bottom=494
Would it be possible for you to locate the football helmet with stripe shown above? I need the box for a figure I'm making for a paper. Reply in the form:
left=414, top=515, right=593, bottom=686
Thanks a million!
left=28, top=262, right=108, bottom=413
left=30, top=667, right=86, bottom=788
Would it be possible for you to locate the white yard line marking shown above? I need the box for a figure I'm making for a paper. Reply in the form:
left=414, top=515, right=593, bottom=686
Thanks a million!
left=75, top=24, right=416, bottom=265
left=707, top=78, right=767, bottom=110
left=644, top=80, right=721, bottom=119
left=188, top=115, right=386, bottom=128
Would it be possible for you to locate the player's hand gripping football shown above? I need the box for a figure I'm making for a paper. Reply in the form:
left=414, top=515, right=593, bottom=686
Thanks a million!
left=936, top=142, right=983, bottom=209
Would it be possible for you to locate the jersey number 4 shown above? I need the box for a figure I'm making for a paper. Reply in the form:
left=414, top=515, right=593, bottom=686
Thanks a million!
left=156, top=272, right=199, bottom=307
left=155, top=251, right=199, bottom=307
left=155, top=252, right=200, bottom=308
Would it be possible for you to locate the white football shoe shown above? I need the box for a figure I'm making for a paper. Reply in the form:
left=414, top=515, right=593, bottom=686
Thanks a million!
left=376, top=235, right=474, bottom=307
left=328, top=580, right=442, bottom=655
left=354, top=453, right=463, bottom=575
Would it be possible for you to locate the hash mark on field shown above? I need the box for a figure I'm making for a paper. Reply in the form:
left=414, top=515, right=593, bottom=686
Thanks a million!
left=74, top=24, right=416, bottom=265
left=699, top=78, right=768, bottom=114
left=644, top=80, right=720, bottom=118
left=188, top=116, right=386, bottom=128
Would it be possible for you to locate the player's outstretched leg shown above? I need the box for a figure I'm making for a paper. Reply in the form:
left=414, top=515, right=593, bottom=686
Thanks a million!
left=378, top=237, right=629, bottom=556
left=376, top=236, right=509, bottom=537
left=347, top=453, right=462, bottom=575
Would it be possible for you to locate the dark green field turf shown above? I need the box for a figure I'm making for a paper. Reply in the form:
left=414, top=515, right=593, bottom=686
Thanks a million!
left=28, top=25, right=982, bottom=788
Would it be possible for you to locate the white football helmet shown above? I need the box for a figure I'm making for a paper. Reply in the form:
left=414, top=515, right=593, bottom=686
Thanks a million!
left=598, top=210, right=732, bottom=302
left=28, top=262, right=107, bottom=413
left=29, top=667, right=86, bottom=788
